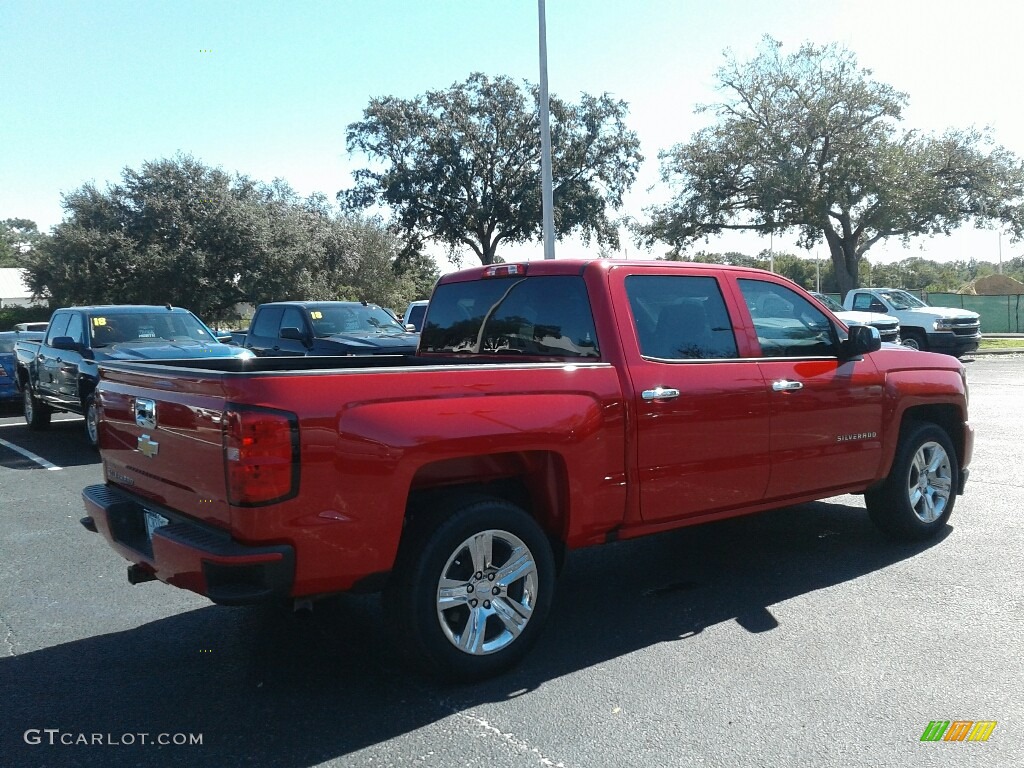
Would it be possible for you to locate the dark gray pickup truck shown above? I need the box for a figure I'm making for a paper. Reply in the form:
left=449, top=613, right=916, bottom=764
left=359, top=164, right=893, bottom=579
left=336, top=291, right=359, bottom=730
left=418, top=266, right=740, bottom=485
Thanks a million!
left=15, top=304, right=252, bottom=446
left=242, top=300, right=420, bottom=357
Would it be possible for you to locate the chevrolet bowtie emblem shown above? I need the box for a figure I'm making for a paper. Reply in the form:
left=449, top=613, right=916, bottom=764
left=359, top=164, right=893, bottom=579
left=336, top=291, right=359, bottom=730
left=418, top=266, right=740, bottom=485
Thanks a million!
left=138, top=434, right=160, bottom=458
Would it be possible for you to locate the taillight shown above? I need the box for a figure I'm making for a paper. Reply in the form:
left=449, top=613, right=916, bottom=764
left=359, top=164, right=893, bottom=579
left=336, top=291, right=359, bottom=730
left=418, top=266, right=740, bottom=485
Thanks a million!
left=222, top=405, right=299, bottom=506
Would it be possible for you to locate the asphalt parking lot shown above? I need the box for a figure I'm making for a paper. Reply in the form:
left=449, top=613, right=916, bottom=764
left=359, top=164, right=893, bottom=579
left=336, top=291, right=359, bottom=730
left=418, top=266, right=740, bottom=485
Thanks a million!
left=0, top=356, right=1021, bottom=768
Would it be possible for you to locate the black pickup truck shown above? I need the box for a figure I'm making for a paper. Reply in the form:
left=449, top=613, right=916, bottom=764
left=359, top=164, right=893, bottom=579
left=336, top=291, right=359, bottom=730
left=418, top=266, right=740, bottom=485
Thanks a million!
left=14, top=304, right=253, bottom=446
left=242, top=300, right=420, bottom=357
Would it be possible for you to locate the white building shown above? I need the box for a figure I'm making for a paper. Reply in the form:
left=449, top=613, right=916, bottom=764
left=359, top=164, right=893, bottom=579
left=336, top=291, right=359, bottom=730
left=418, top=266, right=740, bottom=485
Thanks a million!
left=0, top=268, right=38, bottom=307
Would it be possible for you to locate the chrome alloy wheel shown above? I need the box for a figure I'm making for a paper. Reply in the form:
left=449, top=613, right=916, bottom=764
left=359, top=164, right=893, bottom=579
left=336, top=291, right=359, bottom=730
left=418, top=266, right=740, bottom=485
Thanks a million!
left=906, top=440, right=953, bottom=523
left=85, top=398, right=99, bottom=446
left=436, top=529, right=539, bottom=656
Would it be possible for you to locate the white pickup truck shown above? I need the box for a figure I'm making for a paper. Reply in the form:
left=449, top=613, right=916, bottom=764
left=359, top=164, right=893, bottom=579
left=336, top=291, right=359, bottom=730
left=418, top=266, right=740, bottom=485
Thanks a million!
left=843, top=288, right=981, bottom=356
left=810, top=292, right=901, bottom=345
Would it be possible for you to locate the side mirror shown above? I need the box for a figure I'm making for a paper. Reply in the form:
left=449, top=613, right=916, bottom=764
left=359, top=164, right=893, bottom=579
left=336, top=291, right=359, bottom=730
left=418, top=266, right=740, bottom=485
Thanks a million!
left=279, top=326, right=309, bottom=344
left=50, top=336, right=79, bottom=351
left=842, top=324, right=881, bottom=358
left=405, top=323, right=416, bottom=332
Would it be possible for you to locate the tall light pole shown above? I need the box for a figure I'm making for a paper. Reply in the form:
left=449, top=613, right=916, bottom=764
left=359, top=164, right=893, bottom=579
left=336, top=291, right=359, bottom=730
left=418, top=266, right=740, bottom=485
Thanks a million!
left=538, top=0, right=555, bottom=259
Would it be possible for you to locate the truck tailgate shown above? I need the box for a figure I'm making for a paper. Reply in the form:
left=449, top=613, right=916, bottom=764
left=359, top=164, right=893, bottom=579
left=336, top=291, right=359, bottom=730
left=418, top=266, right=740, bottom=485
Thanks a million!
left=97, top=365, right=236, bottom=530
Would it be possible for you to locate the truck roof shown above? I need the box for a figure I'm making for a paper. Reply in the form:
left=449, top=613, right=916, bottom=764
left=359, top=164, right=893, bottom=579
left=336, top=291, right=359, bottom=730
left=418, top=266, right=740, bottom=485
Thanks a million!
left=257, top=300, right=381, bottom=309
left=436, top=258, right=783, bottom=284
left=55, top=304, right=195, bottom=314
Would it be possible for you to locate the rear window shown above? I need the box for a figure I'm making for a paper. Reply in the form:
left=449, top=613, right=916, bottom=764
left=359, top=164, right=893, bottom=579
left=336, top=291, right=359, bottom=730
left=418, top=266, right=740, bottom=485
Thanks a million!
left=420, top=275, right=599, bottom=358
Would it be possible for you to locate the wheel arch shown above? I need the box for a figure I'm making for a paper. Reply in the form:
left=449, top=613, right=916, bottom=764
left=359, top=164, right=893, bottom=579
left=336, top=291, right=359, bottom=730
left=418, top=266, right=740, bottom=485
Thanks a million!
left=895, top=403, right=966, bottom=474
left=404, top=450, right=570, bottom=569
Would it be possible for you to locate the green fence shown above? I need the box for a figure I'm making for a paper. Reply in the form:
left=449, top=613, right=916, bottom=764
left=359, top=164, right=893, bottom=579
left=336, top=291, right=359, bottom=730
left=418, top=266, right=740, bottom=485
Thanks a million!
left=926, top=294, right=1024, bottom=333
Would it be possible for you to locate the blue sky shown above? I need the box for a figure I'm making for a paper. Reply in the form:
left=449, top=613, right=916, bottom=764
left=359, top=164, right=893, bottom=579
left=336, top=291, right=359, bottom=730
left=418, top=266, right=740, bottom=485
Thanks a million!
left=3, top=0, right=1022, bottom=269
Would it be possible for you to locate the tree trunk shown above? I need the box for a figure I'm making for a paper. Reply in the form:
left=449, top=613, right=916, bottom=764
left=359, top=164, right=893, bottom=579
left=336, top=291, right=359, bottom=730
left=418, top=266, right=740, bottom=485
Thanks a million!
left=824, top=228, right=860, bottom=299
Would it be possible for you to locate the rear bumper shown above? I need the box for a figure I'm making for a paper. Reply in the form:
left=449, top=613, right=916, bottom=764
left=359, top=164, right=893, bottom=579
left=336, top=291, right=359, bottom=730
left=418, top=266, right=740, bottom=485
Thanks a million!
left=82, top=484, right=294, bottom=605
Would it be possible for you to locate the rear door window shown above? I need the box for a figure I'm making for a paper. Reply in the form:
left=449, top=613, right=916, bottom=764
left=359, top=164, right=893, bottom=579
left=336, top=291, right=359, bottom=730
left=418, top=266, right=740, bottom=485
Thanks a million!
left=625, top=275, right=738, bottom=360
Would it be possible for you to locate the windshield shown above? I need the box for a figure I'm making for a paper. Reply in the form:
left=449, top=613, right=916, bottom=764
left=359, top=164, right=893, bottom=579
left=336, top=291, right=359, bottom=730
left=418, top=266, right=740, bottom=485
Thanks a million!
left=880, top=289, right=927, bottom=309
left=811, top=292, right=845, bottom=313
left=89, top=311, right=217, bottom=347
left=308, top=305, right=409, bottom=337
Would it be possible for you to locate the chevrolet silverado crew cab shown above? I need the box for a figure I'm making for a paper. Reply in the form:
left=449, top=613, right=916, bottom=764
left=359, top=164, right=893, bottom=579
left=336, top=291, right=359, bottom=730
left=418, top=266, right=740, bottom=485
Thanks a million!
left=243, top=300, right=419, bottom=357
left=81, top=260, right=973, bottom=680
left=15, top=304, right=252, bottom=446
left=842, top=287, right=981, bottom=356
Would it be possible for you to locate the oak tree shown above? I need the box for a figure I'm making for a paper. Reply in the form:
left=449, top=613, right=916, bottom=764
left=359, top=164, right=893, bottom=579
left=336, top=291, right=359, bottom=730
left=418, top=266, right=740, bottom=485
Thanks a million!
left=640, top=37, right=1024, bottom=296
left=341, top=73, right=643, bottom=265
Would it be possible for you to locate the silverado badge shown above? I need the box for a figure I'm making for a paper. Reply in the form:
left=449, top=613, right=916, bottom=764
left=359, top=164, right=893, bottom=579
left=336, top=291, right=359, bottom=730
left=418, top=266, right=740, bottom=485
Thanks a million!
left=137, top=434, right=160, bottom=458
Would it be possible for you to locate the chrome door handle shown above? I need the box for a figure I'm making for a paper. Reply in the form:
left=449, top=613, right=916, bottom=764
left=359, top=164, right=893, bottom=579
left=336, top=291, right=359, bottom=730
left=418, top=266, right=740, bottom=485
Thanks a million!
left=642, top=387, right=681, bottom=401
left=772, top=380, right=804, bottom=392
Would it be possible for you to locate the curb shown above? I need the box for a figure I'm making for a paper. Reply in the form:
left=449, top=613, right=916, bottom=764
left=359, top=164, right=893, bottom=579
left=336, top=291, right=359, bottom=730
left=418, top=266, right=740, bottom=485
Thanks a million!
left=968, top=348, right=1024, bottom=356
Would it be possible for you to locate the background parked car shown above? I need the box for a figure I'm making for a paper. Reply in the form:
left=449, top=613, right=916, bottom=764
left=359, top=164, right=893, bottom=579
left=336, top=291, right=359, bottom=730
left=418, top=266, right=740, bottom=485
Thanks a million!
left=402, top=300, right=429, bottom=332
left=0, top=330, right=45, bottom=408
left=13, top=322, right=49, bottom=332
left=243, top=301, right=420, bottom=356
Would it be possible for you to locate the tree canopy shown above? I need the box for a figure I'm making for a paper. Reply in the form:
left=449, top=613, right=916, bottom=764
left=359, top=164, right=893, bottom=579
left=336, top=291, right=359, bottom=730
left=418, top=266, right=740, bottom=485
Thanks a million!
left=0, top=218, right=43, bottom=268
left=340, top=72, right=643, bottom=265
left=21, top=156, right=436, bottom=319
left=640, top=37, right=1024, bottom=296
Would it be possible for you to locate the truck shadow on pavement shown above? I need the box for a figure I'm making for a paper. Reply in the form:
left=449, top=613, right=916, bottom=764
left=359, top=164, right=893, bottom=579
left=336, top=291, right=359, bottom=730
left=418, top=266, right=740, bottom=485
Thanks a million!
left=0, top=499, right=948, bottom=767
left=0, top=417, right=101, bottom=469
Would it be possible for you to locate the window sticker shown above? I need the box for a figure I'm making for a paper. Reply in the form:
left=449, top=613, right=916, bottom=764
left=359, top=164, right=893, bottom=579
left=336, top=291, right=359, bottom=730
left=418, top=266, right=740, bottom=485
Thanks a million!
left=92, top=317, right=107, bottom=326
left=310, top=311, right=323, bottom=319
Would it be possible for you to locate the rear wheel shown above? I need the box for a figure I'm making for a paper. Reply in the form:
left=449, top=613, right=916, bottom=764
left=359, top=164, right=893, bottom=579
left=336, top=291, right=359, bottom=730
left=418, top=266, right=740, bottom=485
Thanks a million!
left=23, top=388, right=51, bottom=430
left=866, top=422, right=957, bottom=541
left=385, top=497, right=556, bottom=682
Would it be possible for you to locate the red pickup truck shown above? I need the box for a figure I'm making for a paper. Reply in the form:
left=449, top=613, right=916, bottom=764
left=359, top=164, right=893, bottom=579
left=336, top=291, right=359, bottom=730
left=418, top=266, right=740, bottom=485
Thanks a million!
left=82, top=259, right=973, bottom=680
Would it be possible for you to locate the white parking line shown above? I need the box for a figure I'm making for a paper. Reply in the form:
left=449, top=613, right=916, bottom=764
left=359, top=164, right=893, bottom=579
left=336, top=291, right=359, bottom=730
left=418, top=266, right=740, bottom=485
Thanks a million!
left=0, top=438, right=62, bottom=470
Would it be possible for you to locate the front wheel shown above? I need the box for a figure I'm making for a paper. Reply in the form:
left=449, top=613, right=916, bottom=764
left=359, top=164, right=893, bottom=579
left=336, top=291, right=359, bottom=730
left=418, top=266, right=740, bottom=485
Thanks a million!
left=24, top=387, right=51, bottom=430
left=385, top=497, right=556, bottom=682
left=901, top=329, right=927, bottom=351
left=866, top=422, right=958, bottom=541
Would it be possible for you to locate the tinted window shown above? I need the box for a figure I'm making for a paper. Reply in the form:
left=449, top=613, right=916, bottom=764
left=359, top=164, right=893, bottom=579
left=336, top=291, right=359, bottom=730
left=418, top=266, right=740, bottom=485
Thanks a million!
left=65, top=313, right=85, bottom=344
left=626, top=275, right=738, bottom=360
left=738, top=279, right=838, bottom=358
left=279, top=307, right=306, bottom=337
left=851, top=293, right=882, bottom=312
left=251, top=306, right=284, bottom=338
left=46, top=312, right=71, bottom=342
left=406, top=304, right=427, bottom=332
left=421, top=275, right=599, bottom=358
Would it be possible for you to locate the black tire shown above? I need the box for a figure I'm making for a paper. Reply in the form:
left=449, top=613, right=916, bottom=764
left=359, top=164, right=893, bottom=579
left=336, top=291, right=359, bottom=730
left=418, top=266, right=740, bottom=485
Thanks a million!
left=23, top=387, right=51, bottom=430
left=866, top=422, right=958, bottom=541
left=84, top=394, right=99, bottom=449
left=902, top=328, right=927, bottom=351
left=385, top=497, right=556, bottom=682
